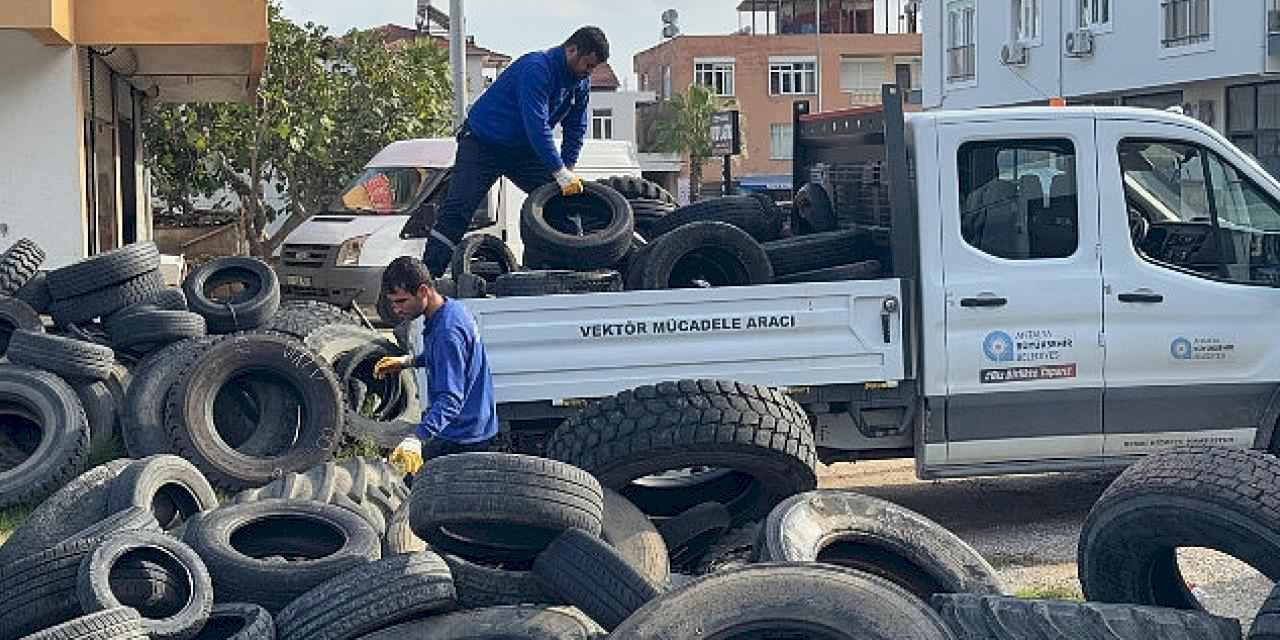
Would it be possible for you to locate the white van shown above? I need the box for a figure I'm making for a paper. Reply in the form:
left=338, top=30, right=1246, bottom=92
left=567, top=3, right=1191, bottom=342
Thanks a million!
left=277, top=138, right=642, bottom=319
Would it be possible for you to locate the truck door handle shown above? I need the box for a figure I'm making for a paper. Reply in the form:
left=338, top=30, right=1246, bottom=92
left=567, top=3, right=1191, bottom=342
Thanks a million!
left=960, top=297, right=1007, bottom=308
left=1118, top=292, right=1164, bottom=303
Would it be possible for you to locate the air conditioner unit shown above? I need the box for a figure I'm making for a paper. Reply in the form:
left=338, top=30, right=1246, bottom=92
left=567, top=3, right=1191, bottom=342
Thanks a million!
left=1065, top=29, right=1095, bottom=57
left=1001, top=42, right=1029, bottom=66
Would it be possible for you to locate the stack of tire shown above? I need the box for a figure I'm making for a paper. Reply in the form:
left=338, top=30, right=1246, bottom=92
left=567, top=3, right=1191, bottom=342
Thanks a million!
left=762, top=182, right=884, bottom=284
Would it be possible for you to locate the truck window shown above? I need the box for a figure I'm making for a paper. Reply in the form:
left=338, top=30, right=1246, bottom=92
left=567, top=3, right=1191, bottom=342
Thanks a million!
left=1120, top=139, right=1280, bottom=285
left=957, top=139, right=1079, bottom=260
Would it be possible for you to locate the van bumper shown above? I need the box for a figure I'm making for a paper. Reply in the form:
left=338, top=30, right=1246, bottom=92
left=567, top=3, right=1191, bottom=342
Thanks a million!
left=279, top=265, right=382, bottom=308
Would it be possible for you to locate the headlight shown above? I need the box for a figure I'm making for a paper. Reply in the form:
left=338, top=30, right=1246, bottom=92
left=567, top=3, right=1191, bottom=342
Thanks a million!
left=336, top=235, right=370, bottom=266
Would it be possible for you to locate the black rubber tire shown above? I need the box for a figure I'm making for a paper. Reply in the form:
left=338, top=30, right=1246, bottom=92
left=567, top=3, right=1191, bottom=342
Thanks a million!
left=792, top=182, right=837, bottom=235
left=647, top=195, right=783, bottom=242
left=0, top=536, right=105, bottom=638
left=114, top=287, right=189, bottom=314
left=107, top=310, right=207, bottom=353
left=181, top=499, right=382, bottom=613
left=22, top=607, right=148, bottom=640
left=0, top=238, right=46, bottom=298
left=77, top=530, right=213, bottom=640
left=693, top=522, right=759, bottom=576
left=0, top=296, right=42, bottom=356
left=597, top=176, right=677, bottom=205
left=184, top=257, right=281, bottom=334
left=1252, top=584, right=1280, bottom=640
left=122, top=337, right=218, bottom=459
left=48, top=242, right=160, bottom=301
left=7, top=329, right=115, bottom=382
left=775, top=260, right=883, bottom=284
left=631, top=200, right=676, bottom=237
left=441, top=553, right=558, bottom=609
left=50, top=270, right=166, bottom=327
left=274, top=552, right=456, bottom=640
left=0, top=366, right=89, bottom=509
left=520, top=182, right=634, bottom=270
left=66, top=507, right=162, bottom=546
left=533, top=528, right=662, bottom=630
left=165, top=333, right=343, bottom=491
left=637, top=222, right=773, bottom=290
left=610, top=563, right=956, bottom=639
left=755, top=490, right=1004, bottom=601
left=261, top=300, right=358, bottom=341
left=494, top=270, right=622, bottom=297
left=383, top=502, right=427, bottom=556
left=1079, top=447, right=1280, bottom=610
left=360, top=605, right=604, bottom=640
left=194, top=603, right=276, bottom=640
left=108, top=455, right=219, bottom=533
left=15, top=271, right=52, bottom=315
left=74, top=380, right=116, bottom=450
left=409, top=453, right=605, bottom=563
left=0, top=459, right=131, bottom=569
left=658, top=502, right=732, bottom=571
left=546, top=380, right=818, bottom=525
left=932, top=594, right=1243, bottom=640
left=232, top=458, right=408, bottom=539
left=449, top=234, right=519, bottom=285
left=335, top=343, right=419, bottom=449
left=762, top=229, right=872, bottom=277
left=601, top=488, right=669, bottom=587
left=302, top=324, right=403, bottom=365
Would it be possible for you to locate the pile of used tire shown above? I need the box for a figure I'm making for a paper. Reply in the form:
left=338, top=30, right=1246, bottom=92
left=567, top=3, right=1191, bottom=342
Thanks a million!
left=441, top=176, right=881, bottom=301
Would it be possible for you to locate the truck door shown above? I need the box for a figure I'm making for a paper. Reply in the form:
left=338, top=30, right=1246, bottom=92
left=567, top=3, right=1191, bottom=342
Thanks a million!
left=939, top=117, right=1104, bottom=467
left=1097, top=119, right=1280, bottom=455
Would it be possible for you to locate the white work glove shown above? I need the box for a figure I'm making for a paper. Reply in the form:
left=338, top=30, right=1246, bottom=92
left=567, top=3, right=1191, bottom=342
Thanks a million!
left=374, top=355, right=414, bottom=380
left=555, top=167, right=584, bottom=197
left=388, top=435, right=424, bottom=475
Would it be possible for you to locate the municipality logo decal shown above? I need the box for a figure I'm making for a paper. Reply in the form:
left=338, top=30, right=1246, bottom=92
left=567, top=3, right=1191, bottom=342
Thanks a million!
left=1171, top=337, right=1193, bottom=360
left=983, top=331, right=1015, bottom=362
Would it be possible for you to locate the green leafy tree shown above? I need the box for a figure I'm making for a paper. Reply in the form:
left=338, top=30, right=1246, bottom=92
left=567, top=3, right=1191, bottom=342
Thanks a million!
left=655, top=84, right=737, bottom=202
left=145, top=5, right=453, bottom=256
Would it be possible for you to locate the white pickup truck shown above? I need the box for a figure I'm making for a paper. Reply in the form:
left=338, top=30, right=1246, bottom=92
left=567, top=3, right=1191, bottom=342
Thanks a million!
left=466, top=87, right=1280, bottom=480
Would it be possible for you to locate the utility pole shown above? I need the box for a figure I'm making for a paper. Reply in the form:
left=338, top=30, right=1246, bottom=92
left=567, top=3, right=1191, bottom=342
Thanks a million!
left=815, top=0, right=823, bottom=112
left=450, top=0, right=468, bottom=128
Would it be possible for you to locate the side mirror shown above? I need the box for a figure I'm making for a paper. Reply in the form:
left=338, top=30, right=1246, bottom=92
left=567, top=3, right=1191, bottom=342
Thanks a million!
left=401, top=203, right=439, bottom=239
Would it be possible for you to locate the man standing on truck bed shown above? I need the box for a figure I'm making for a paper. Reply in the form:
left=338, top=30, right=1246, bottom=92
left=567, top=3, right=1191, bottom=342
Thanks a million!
left=376, top=257, right=497, bottom=475
left=421, top=26, right=610, bottom=277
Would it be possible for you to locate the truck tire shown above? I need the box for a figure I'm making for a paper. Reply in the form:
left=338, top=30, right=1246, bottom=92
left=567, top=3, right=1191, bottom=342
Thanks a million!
left=658, top=502, right=731, bottom=571
left=7, top=329, right=115, bottom=382
left=181, top=499, right=381, bottom=613
left=693, top=523, right=759, bottom=576
left=77, top=530, right=214, bottom=640
left=232, top=458, right=408, bottom=538
left=597, top=176, right=677, bottom=205
left=15, top=271, right=52, bottom=314
left=122, top=337, right=219, bottom=459
left=0, top=296, right=42, bottom=356
left=66, top=507, right=161, bottom=546
left=107, top=310, right=207, bottom=354
left=792, top=183, right=837, bottom=235
left=521, top=182, right=634, bottom=270
left=1252, top=584, right=1280, bottom=640
left=762, top=229, right=872, bottom=277
left=195, top=603, right=275, bottom=640
left=165, top=334, right=343, bottom=491
left=302, top=324, right=401, bottom=365
left=74, top=380, right=117, bottom=449
left=442, top=553, right=559, bottom=609
left=449, top=234, right=519, bottom=286
left=23, top=607, right=147, bottom=640
left=50, top=270, right=167, bottom=327
left=336, top=343, right=419, bottom=449
left=638, top=222, right=773, bottom=290
left=274, top=552, right=456, bottom=640
left=1079, top=447, right=1280, bottom=610
left=359, top=605, right=604, bottom=640
left=0, top=537, right=105, bottom=637
left=631, top=200, right=676, bottom=237
left=647, top=195, right=783, bottom=242
left=108, top=455, right=219, bottom=533
left=409, top=453, right=605, bottom=563
left=262, top=300, right=358, bottom=340
left=756, top=490, right=1004, bottom=600
left=0, top=366, right=89, bottom=509
left=0, top=459, right=130, bottom=569
left=533, top=528, right=662, bottom=630
left=932, top=594, right=1242, bottom=640
left=0, top=238, right=46, bottom=297
left=493, top=270, right=622, bottom=297
left=383, top=502, right=427, bottom=556
left=184, top=257, right=281, bottom=334
left=775, top=260, right=883, bottom=284
left=546, top=380, right=818, bottom=525
left=48, top=242, right=160, bottom=301
left=609, top=563, right=957, bottom=639
left=601, top=488, right=669, bottom=587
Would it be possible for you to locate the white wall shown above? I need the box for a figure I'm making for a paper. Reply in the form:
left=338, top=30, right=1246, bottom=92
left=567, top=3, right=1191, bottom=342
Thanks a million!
left=584, top=90, right=656, bottom=147
left=0, top=32, right=86, bottom=268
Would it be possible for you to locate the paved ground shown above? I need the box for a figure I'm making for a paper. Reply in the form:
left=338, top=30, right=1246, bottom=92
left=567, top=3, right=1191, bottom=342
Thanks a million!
left=819, top=459, right=1274, bottom=629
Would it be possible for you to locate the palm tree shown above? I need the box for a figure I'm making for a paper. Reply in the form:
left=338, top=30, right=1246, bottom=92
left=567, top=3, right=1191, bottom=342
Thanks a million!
left=656, top=84, right=735, bottom=202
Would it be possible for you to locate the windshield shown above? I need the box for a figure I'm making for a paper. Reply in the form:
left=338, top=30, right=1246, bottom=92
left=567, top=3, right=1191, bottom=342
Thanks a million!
left=332, top=167, right=440, bottom=214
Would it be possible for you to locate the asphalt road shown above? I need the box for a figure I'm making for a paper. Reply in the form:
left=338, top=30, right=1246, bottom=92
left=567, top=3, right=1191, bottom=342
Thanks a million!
left=818, top=459, right=1274, bottom=629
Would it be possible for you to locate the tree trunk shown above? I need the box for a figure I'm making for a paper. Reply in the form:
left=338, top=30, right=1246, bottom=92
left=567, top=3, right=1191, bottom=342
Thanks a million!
left=689, top=157, right=704, bottom=203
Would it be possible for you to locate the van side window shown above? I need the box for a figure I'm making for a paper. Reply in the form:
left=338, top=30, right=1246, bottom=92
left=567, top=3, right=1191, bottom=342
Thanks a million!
left=957, top=139, right=1079, bottom=260
left=1120, top=139, right=1280, bottom=285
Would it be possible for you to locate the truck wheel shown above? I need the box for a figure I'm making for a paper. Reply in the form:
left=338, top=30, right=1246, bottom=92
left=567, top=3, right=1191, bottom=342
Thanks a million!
left=358, top=605, right=604, bottom=640
left=0, top=537, right=105, bottom=637
left=0, top=238, right=46, bottom=297
left=107, top=310, right=208, bottom=355
left=123, top=337, right=219, bottom=459
left=755, top=490, right=1004, bottom=600
left=74, top=380, right=117, bottom=449
left=520, top=182, right=634, bottom=270
left=16, top=271, right=52, bottom=314
left=0, top=366, right=90, bottom=509
left=647, top=195, right=784, bottom=242
left=533, top=528, right=662, bottom=630
left=77, top=530, right=214, bottom=640
left=632, top=200, right=676, bottom=238
left=232, top=458, right=408, bottom=539
left=792, top=183, right=837, bottom=235
left=383, top=502, right=427, bottom=556
left=50, top=270, right=167, bottom=327
left=597, top=176, right=677, bottom=205
left=0, top=297, right=41, bottom=360
left=762, top=229, right=872, bottom=277
left=1079, top=447, right=1280, bottom=610
left=933, top=594, right=1242, bottom=640
left=442, top=553, right=559, bottom=609
left=449, top=234, right=519, bottom=286
left=610, top=563, right=956, bottom=639
left=7, top=329, right=116, bottom=382
left=108, top=455, right=219, bottom=533
left=601, top=488, right=669, bottom=587
left=184, top=257, right=281, bottom=334
left=658, top=502, right=731, bottom=571
left=546, top=379, right=818, bottom=525
left=775, top=260, right=883, bottom=284
left=263, top=300, right=359, bottom=340
left=20, top=607, right=147, bottom=640
left=48, top=242, right=159, bottom=301
left=195, top=603, right=275, bottom=640
left=0, top=459, right=131, bottom=569
left=336, top=343, right=419, bottom=449
left=493, top=270, right=622, bottom=297
left=638, top=222, right=773, bottom=290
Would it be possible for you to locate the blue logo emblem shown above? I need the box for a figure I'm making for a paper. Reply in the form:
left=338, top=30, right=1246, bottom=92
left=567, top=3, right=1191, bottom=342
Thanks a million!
left=1171, top=337, right=1193, bottom=360
left=983, top=331, right=1015, bottom=362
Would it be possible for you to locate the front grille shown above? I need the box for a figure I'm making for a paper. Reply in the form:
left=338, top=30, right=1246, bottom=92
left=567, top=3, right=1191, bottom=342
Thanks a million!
left=282, top=244, right=332, bottom=268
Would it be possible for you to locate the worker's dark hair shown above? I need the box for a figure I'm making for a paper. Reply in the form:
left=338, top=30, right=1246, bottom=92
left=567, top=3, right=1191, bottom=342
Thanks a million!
left=563, top=26, right=609, bottom=62
left=381, top=256, right=435, bottom=295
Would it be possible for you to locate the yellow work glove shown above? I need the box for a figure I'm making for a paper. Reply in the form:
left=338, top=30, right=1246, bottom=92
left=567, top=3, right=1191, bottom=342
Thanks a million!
left=388, top=436, right=424, bottom=475
left=374, top=355, right=412, bottom=380
left=555, top=167, right=584, bottom=197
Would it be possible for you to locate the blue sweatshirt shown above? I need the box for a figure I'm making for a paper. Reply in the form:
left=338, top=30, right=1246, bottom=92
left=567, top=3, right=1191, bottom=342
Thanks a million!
left=412, top=299, right=498, bottom=444
left=465, top=47, right=590, bottom=173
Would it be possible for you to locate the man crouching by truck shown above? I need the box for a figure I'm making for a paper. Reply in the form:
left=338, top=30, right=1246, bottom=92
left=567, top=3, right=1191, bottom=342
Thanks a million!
left=375, top=257, right=497, bottom=475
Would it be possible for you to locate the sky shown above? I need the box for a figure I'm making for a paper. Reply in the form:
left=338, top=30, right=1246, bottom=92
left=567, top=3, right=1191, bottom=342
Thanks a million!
left=278, top=1, right=908, bottom=88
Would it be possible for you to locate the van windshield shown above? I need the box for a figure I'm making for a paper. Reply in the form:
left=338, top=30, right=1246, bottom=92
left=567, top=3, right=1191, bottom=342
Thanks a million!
left=332, top=167, right=440, bottom=214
